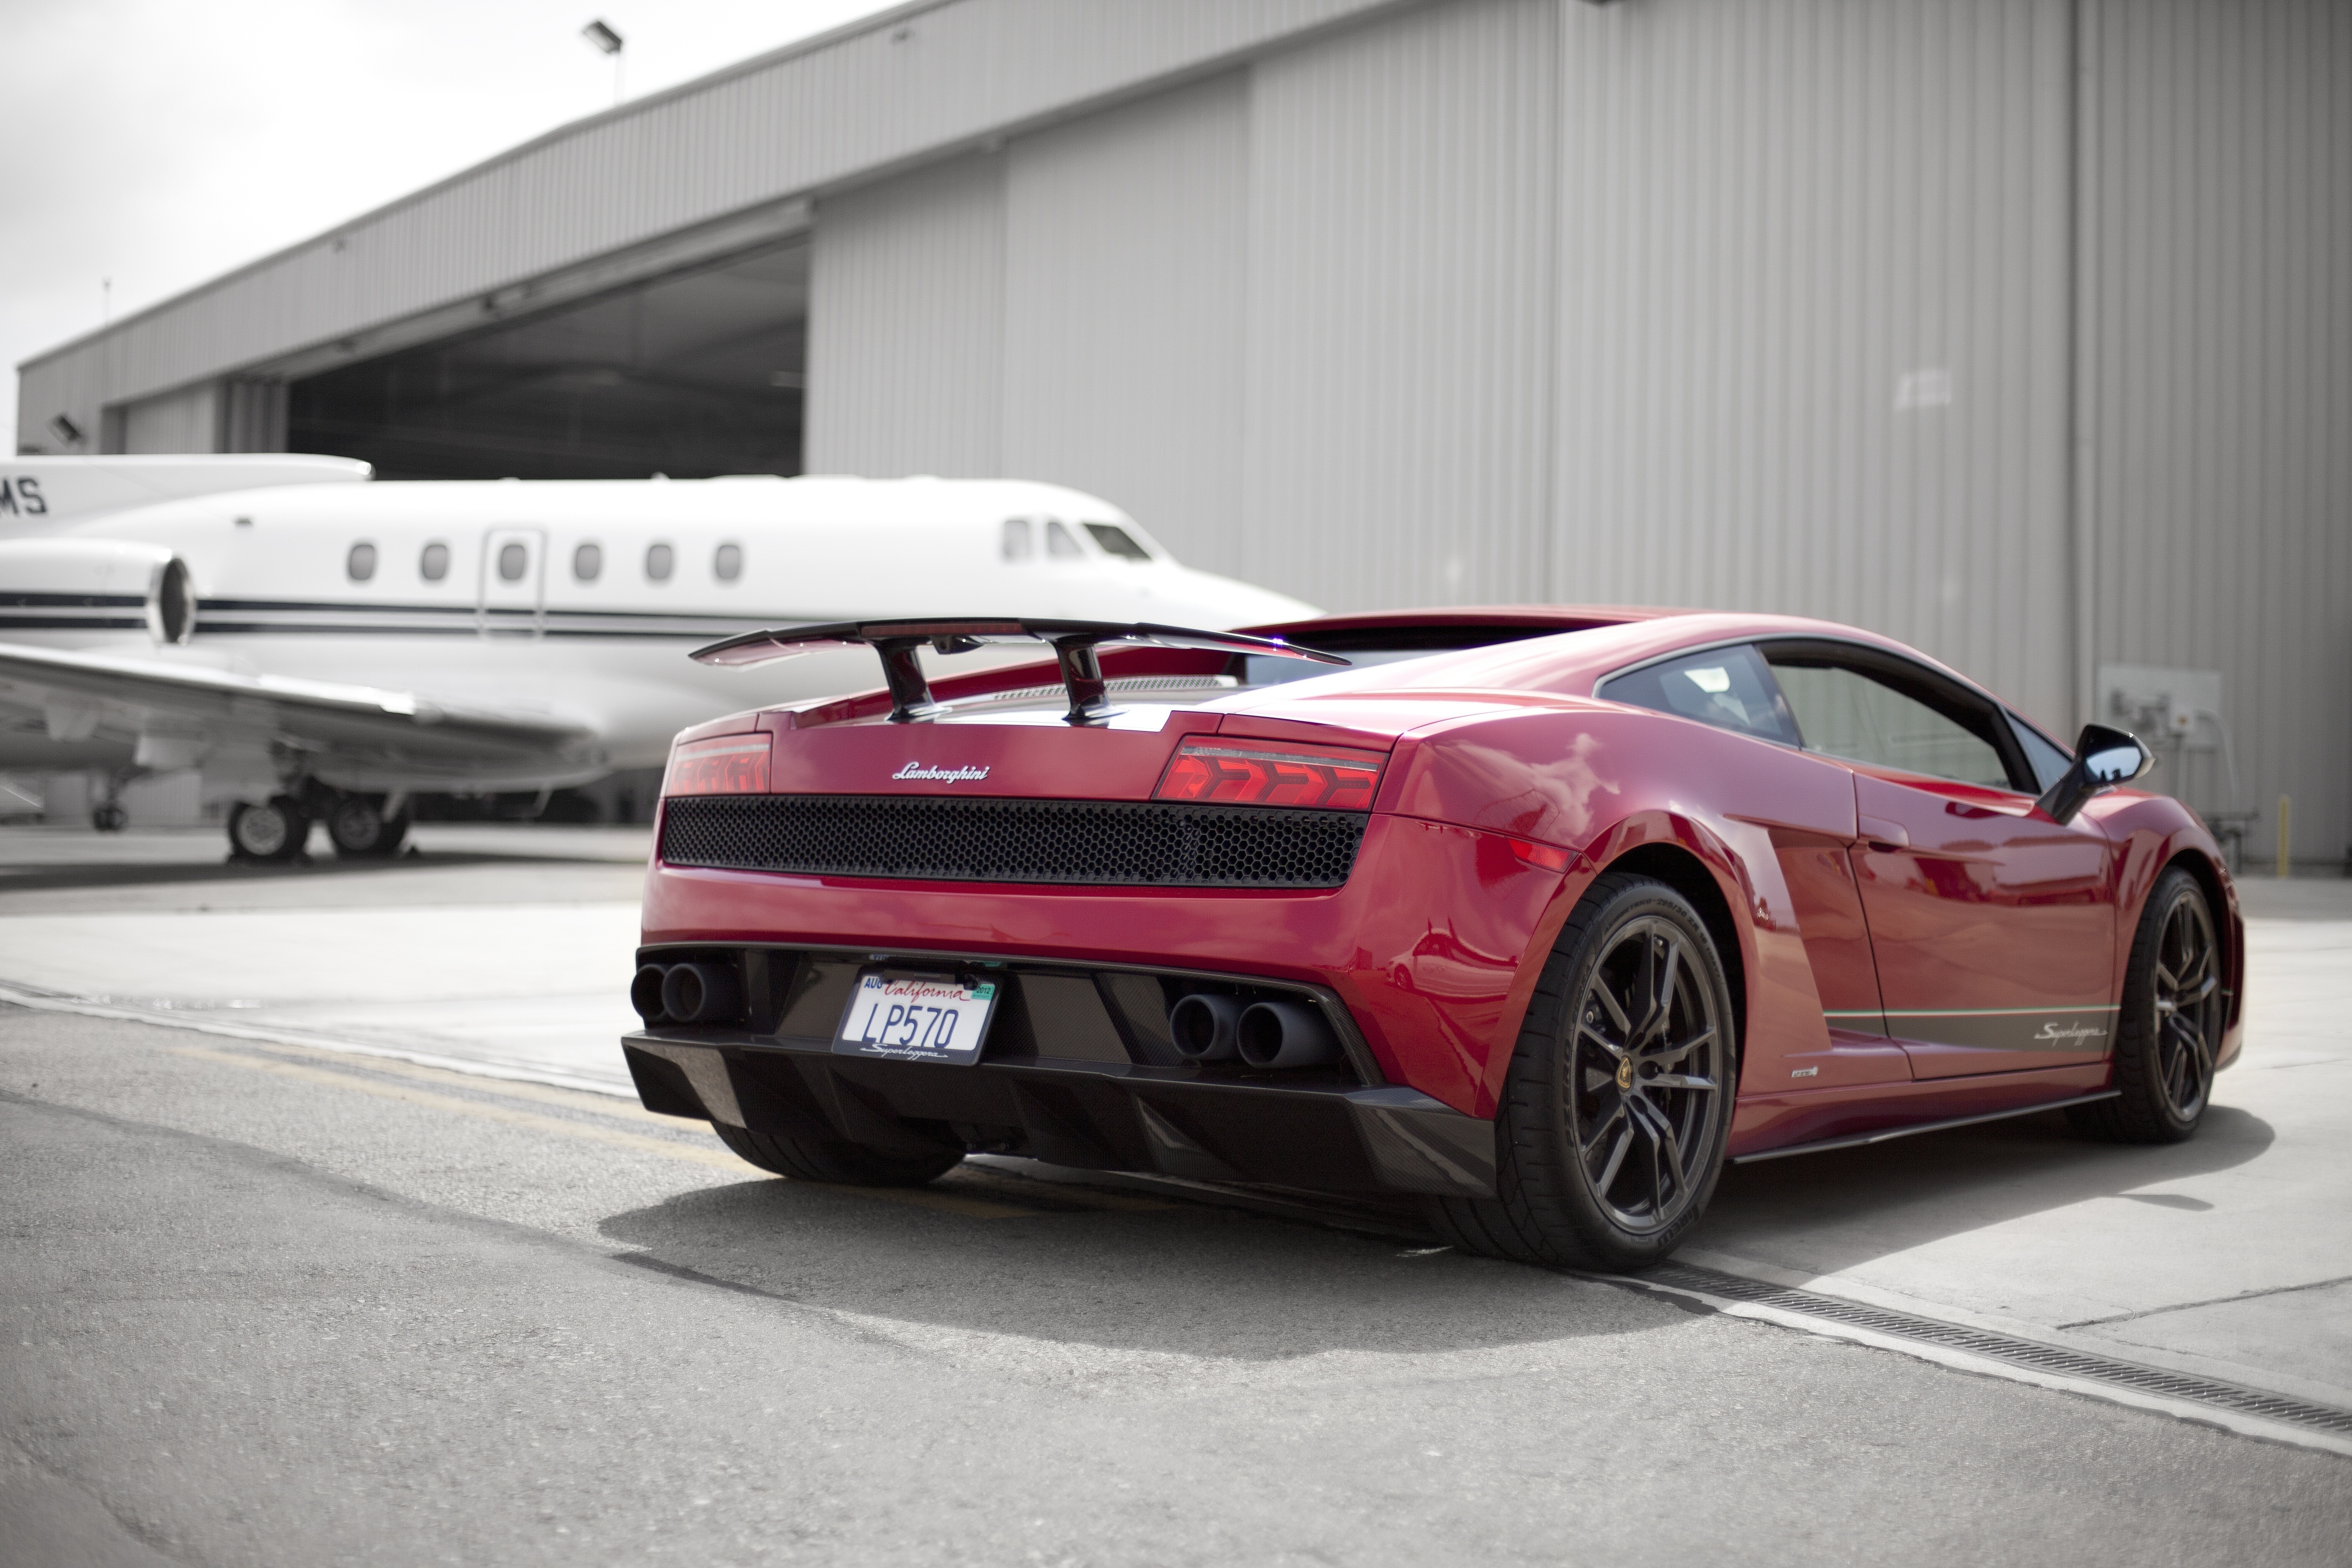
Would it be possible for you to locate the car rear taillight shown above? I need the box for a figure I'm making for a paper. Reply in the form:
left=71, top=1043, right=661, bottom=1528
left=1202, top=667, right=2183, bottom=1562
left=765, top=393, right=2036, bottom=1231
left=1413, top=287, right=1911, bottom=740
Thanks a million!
left=1154, top=738, right=1385, bottom=810
left=663, top=734, right=771, bottom=796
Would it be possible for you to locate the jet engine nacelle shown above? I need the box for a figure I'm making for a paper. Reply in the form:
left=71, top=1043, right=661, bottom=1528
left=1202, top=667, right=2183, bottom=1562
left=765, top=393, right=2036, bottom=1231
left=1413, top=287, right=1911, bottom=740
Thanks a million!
left=0, top=538, right=196, bottom=645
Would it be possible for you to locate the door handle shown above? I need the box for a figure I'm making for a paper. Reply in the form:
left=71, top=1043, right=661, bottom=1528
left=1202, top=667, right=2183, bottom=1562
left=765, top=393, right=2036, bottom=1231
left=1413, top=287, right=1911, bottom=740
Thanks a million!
left=1857, top=815, right=1910, bottom=850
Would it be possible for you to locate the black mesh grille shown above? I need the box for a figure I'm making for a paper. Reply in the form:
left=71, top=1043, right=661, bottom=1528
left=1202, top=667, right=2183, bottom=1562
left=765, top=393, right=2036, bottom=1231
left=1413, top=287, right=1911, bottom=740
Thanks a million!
left=660, top=794, right=1368, bottom=888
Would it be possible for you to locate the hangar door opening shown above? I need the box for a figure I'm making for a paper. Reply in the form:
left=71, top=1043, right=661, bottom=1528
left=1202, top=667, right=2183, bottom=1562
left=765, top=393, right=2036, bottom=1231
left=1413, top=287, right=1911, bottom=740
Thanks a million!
left=286, top=242, right=807, bottom=480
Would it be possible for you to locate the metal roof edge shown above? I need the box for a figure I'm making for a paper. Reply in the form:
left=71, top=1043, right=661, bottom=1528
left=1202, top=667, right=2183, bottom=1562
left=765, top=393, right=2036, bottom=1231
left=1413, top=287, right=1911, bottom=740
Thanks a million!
left=16, top=0, right=955, bottom=375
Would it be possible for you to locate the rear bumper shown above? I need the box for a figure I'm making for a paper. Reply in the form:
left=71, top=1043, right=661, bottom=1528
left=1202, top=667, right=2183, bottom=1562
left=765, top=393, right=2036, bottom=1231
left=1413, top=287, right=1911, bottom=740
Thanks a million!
left=642, top=810, right=1578, bottom=1117
left=624, top=1033, right=1498, bottom=1199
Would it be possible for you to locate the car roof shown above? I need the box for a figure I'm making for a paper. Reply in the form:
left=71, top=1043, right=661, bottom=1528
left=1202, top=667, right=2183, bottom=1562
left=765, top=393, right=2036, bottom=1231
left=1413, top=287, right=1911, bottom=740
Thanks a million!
left=1241, top=604, right=1682, bottom=640
left=1221, top=607, right=2007, bottom=708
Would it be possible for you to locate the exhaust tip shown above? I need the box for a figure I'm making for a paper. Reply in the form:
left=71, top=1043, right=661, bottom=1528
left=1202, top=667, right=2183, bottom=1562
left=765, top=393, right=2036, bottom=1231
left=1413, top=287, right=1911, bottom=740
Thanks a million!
left=660, top=961, right=743, bottom=1026
left=1168, top=993, right=1244, bottom=1061
left=630, top=963, right=671, bottom=1024
left=1237, top=1000, right=1339, bottom=1069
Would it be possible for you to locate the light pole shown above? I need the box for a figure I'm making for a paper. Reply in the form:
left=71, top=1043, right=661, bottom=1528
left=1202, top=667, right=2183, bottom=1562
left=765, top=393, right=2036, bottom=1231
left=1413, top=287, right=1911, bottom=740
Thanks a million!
left=581, top=19, right=624, bottom=107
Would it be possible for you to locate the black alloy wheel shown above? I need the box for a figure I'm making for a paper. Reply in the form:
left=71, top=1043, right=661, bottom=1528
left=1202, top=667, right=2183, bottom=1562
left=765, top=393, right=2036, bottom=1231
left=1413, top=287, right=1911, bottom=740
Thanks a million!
left=90, top=803, right=128, bottom=833
left=1566, top=913, right=1728, bottom=1233
left=227, top=797, right=307, bottom=862
left=2071, top=866, right=2224, bottom=1144
left=1429, top=872, right=1738, bottom=1270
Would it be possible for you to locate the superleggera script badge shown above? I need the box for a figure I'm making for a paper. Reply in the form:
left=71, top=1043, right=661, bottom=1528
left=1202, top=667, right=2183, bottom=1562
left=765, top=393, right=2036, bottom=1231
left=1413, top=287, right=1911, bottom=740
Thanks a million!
left=2035, top=1019, right=2108, bottom=1044
left=892, top=763, right=990, bottom=782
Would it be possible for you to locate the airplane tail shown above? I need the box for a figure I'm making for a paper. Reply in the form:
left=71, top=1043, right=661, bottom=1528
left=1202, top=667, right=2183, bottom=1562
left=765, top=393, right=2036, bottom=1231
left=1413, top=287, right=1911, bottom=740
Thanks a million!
left=0, top=454, right=371, bottom=529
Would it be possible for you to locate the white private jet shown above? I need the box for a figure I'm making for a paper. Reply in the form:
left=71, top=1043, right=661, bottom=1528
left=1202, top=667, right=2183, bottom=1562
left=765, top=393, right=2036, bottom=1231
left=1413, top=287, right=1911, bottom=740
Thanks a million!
left=0, top=456, right=1314, bottom=860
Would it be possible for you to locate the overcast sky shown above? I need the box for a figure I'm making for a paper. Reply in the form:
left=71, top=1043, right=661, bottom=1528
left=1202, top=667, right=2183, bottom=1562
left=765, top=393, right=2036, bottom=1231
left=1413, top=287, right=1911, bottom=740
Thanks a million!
left=1, top=0, right=897, bottom=444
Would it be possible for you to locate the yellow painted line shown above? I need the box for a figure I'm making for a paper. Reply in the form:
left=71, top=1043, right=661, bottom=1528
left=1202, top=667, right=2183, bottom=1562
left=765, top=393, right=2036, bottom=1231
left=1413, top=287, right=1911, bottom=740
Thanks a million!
left=164, top=1044, right=1035, bottom=1221
left=236, top=1037, right=684, bottom=1126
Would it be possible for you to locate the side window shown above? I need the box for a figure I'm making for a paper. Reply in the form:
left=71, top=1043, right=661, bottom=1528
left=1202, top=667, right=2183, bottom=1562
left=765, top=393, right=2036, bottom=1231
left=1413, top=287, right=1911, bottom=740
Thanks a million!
left=1764, top=647, right=2015, bottom=789
left=346, top=542, right=377, bottom=582
left=1001, top=518, right=1034, bottom=561
left=573, top=542, right=602, bottom=582
left=1596, top=645, right=1799, bottom=745
left=1045, top=520, right=1085, bottom=559
left=2009, top=714, right=2073, bottom=792
left=645, top=542, right=674, bottom=583
left=420, top=542, right=450, bottom=582
left=713, top=542, right=743, bottom=582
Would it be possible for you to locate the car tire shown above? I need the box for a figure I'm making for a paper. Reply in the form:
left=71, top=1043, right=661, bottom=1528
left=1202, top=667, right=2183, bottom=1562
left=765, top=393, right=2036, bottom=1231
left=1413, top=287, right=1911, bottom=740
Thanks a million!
left=227, top=797, right=307, bottom=861
left=2068, top=866, right=2222, bottom=1145
left=1429, top=871, right=1739, bottom=1271
left=710, top=1121, right=965, bottom=1187
left=90, top=803, right=128, bottom=833
left=325, top=793, right=409, bottom=859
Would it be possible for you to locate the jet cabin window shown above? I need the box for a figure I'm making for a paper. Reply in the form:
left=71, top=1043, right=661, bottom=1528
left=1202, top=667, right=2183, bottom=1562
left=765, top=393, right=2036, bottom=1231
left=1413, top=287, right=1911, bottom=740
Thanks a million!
left=645, top=542, right=674, bottom=583
left=1597, top=645, right=1799, bottom=745
left=346, top=542, right=377, bottom=583
left=573, top=542, right=602, bottom=583
left=1083, top=523, right=1151, bottom=561
left=714, top=542, right=743, bottom=582
left=1762, top=646, right=2015, bottom=790
left=419, top=542, right=450, bottom=582
left=497, top=542, right=529, bottom=582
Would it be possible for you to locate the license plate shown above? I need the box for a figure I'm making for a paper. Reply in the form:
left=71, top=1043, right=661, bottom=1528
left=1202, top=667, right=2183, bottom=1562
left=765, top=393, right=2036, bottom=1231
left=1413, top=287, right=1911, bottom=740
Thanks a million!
left=832, top=970, right=998, bottom=1066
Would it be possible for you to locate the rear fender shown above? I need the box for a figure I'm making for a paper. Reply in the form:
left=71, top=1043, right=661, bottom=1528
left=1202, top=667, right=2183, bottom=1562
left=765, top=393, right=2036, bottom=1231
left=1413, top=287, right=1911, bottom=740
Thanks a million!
left=1384, top=708, right=1852, bottom=1115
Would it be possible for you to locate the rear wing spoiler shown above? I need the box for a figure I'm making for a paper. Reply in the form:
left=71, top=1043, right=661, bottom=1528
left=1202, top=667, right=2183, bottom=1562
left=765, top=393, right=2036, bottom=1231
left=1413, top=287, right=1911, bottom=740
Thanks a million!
left=691, top=617, right=1346, bottom=724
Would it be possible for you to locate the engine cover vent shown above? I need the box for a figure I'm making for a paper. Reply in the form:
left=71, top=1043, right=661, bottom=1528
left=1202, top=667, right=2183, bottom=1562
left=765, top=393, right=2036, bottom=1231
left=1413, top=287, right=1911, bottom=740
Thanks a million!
left=659, top=794, right=1369, bottom=889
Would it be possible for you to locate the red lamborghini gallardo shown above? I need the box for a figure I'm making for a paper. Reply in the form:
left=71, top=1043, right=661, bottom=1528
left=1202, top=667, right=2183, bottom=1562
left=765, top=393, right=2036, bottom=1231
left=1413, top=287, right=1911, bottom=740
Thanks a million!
left=622, top=609, right=2241, bottom=1269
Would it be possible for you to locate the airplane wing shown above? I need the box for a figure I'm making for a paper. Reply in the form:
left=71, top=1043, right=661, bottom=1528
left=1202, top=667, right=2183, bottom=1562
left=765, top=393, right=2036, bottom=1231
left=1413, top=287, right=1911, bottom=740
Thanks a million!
left=0, top=640, right=601, bottom=782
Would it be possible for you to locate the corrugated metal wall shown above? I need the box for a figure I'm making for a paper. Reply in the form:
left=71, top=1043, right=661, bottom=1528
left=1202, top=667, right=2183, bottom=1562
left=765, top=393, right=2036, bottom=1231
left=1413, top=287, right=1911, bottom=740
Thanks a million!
left=1240, top=0, right=1560, bottom=608
left=1550, top=0, right=2076, bottom=734
left=1001, top=73, right=1250, bottom=568
left=807, top=153, right=1006, bottom=477
left=2082, top=0, right=2352, bottom=863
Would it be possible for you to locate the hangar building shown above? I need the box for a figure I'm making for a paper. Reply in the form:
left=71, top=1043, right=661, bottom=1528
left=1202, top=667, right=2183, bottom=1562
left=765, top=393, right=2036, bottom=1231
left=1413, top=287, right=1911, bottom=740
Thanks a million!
left=15, top=0, right=2351, bottom=866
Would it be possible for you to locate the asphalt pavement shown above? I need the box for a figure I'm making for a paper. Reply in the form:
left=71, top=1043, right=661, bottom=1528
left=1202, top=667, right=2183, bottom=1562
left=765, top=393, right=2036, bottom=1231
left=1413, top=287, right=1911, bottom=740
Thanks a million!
left=2, top=825, right=2348, bottom=1565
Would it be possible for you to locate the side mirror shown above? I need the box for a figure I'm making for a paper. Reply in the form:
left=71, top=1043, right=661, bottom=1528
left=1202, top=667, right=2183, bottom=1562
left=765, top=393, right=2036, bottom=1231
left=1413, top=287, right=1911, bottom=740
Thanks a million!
left=2036, top=723, right=2154, bottom=825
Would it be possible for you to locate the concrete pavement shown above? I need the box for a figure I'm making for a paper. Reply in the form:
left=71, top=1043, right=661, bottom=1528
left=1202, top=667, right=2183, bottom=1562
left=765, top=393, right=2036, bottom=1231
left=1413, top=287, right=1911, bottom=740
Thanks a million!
left=1, top=824, right=2348, bottom=1563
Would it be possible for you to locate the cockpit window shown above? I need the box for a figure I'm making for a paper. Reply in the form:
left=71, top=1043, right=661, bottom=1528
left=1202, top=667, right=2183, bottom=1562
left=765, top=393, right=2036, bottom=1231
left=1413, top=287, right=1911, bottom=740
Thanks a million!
left=1597, top=645, right=1800, bottom=745
left=1045, top=520, right=1085, bottom=559
left=1083, top=523, right=1152, bottom=561
left=1001, top=518, right=1033, bottom=561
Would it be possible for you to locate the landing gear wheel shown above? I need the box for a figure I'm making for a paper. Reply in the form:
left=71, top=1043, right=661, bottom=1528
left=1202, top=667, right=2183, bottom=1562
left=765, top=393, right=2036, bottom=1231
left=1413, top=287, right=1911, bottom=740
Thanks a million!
left=710, top=1122, right=965, bottom=1186
left=2068, top=866, right=2222, bottom=1145
left=325, top=793, right=409, bottom=859
left=227, top=797, right=307, bottom=861
left=1429, top=872, right=1738, bottom=1271
left=90, top=803, right=127, bottom=832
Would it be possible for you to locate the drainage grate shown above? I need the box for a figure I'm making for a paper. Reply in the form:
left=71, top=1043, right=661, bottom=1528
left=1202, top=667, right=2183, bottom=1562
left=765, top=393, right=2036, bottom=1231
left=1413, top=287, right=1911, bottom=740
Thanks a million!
left=1639, top=1262, right=2352, bottom=1438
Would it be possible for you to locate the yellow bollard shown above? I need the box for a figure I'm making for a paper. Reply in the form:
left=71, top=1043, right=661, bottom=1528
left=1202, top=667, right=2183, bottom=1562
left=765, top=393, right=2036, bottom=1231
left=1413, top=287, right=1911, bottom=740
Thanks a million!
left=2277, top=795, right=2291, bottom=878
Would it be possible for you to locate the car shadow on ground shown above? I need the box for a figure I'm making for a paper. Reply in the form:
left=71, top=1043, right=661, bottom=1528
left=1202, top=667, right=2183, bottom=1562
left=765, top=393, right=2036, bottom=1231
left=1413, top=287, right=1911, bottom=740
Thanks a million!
left=598, top=1103, right=2275, bottom=1360
left=595, top=1168, right=1672, bottom=1363
left=1689, top=1104, right=2275, bottom=1275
